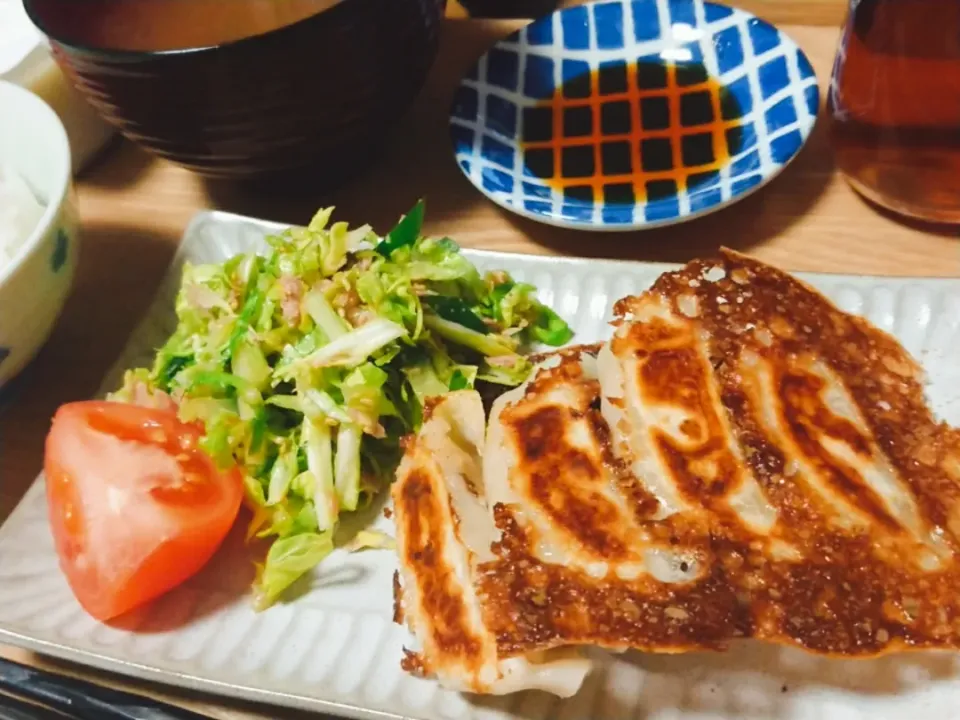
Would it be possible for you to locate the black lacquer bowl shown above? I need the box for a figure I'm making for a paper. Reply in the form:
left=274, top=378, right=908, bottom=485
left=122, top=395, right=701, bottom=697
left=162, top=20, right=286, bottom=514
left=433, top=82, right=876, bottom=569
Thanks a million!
left=24, top=0, right=447, bottom=182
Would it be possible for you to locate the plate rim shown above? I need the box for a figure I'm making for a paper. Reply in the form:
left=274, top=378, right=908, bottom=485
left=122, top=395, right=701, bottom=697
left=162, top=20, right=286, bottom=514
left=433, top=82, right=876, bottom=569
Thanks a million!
left=449, top=0, right=822, bottom=232
left=195, top=209, right=958, bottom=284
left=0, top=624, right=397, bottom=720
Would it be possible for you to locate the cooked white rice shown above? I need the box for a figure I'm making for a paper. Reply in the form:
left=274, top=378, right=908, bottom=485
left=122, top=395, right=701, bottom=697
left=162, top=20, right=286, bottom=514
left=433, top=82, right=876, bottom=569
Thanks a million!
left=0, top=162, right=46, bottom=272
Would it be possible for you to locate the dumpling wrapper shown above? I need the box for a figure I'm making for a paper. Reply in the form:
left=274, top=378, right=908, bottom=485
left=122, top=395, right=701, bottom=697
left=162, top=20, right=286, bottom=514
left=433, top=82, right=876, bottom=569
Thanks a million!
left=392, top=390, right=593, bottom=697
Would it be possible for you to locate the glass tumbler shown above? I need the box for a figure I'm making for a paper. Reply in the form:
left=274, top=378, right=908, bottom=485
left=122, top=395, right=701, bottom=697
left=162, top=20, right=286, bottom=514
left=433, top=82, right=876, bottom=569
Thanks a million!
left=828, top=0, right=960, bottom=223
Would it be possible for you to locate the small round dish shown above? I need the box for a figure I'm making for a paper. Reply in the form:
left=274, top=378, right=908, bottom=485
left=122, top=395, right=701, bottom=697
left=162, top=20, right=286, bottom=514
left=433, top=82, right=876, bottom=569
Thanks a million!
left=449, top=0, right=820, bottom=231
left=0, top=79, right=77, bottom=388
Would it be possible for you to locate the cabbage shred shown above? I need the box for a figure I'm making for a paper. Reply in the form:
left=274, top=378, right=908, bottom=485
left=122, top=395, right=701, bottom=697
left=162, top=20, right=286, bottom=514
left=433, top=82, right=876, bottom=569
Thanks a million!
left=110, top=201, right=573, bottom=608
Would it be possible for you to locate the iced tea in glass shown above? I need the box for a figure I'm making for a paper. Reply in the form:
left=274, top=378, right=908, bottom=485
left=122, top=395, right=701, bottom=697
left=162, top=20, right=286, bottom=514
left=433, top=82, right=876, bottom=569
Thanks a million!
left=829, top=0, right=960, bottom=223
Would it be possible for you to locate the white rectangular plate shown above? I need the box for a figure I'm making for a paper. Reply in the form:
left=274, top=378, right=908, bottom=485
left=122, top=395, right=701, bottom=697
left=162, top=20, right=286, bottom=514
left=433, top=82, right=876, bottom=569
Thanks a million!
left=1, top=210, right=959, bottom=720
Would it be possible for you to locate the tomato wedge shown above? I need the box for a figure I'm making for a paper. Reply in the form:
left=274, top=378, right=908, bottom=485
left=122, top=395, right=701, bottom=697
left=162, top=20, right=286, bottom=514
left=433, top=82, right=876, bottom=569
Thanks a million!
left=44, top=401, right=243, bottom=621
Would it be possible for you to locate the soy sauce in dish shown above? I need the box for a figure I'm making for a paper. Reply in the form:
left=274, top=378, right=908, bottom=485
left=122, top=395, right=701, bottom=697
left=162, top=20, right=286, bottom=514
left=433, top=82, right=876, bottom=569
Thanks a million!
left=521, top=59, right=743, bottom=205
left=30, top=0, right=342, bottom=52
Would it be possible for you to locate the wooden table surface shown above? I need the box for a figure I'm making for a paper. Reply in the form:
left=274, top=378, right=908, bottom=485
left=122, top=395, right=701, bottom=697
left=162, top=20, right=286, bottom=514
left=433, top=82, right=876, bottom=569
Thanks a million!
left=1, top=2, right=958, bottom=719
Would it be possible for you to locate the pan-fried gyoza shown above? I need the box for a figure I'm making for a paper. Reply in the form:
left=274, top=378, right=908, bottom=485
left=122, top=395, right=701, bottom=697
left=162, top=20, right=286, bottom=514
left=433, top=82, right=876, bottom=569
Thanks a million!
left=392, top=249, right=960, bottom=697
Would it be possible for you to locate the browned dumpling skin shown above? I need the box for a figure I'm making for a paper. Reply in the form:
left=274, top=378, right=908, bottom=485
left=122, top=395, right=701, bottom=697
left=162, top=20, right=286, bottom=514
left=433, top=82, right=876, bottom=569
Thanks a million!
left=392, top=251, right=960, bottom=696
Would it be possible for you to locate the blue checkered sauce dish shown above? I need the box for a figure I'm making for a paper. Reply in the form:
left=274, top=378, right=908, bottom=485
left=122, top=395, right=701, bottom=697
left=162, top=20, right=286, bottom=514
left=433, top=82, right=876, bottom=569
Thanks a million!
left=450, top=0, right=820, bottom=231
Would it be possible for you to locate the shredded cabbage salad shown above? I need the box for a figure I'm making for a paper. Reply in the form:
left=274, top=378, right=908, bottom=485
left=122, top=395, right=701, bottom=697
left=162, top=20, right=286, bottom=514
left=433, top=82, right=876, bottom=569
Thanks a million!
left=110, top=201, right=573, bottom=608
